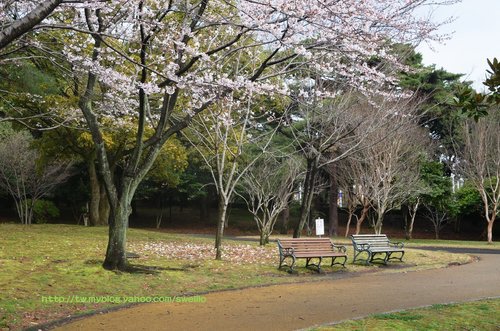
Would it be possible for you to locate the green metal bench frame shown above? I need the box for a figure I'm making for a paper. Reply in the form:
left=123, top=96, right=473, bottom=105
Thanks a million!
left=277, top=238, right=347, bottom=273
left=351, top=234, right=404, bottom=265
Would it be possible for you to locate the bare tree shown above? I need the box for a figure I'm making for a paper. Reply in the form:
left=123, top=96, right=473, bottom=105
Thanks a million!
left=185, top=95, right=276, bottom=258
left=336, top=97, right=427, bottom=235
left=337, top=155, right=374, bottom=236
left=456, top=109, right=500, bottom=243
left=238, top=153, right=302, bottom=245
left=337, top=159, right=363, bottom=236
left=363, top=113, right=425, bottom=234
left=0, top=129, right=72, bottom=224
left=342, top=188, right=359, bottom=237
left=288, top=90, right=391, bottom=237
left=423, top=204, right=449, bottom=239
left=405, top=196, right=422, bottom=239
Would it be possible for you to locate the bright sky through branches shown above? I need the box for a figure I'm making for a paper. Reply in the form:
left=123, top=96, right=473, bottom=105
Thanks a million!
left=416, top=0, right=500, bottom=92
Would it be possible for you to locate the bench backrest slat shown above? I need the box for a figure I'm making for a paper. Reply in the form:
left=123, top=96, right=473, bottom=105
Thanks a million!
left=278, top=238, right=334, bottom=252
left=351, top=234, right=391, bottom=247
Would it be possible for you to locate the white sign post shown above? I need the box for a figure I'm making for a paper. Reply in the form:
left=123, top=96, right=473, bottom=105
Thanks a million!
left=315, top=218, right=324, bottom=237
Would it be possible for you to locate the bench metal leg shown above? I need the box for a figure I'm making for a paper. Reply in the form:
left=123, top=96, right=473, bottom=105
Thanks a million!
left=353, top=250, right=372, bottom=265
left=288, top=256, right=297, bottom=273
left=305, top=257, right=323, bottom=273
left=387, top=251, right=404, bottom=262
left=370, top=252, right=389, bottom=265
left=278, top=254, right=290, bottom=269
left=279, top=254, right=298, bottom=273
left=331, top=256, right=347, bottom=268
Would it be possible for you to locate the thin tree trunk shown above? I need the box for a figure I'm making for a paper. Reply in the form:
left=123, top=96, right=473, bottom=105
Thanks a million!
left=294, top=158, right=317, bottom=238
left=88, top=161, right=101, bottom=226
left=98, top=184, right=110, bottom=225
left=355, top=201, right=370, bottom=235
left=407, top=211, right=415, bottom=240
left=224, top=204, right=230, bottom=228
left=215, top=195, right=228, bottom=260
left=328, top=166, right=338, bottom=237
left=345, top=213, right=355, bottom=237
left=374, top=212, right=384, bottom=235
left=406, top=199, right=420, bottom=240
left=280, top=203, right=290, bottom=235
left=487, top=219, right=494, bottom=244
left=402, top=204, right=409, bottom=239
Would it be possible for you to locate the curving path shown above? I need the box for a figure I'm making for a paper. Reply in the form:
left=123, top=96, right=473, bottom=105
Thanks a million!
left=52, top=249, right=500, bottom=331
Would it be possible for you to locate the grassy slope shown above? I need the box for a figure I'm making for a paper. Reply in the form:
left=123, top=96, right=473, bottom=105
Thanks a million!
left=0, top=224, right=492, bottom=329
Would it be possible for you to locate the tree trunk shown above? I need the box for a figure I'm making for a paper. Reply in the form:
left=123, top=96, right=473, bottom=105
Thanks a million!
left=215, top=195, right=228, bottom=260
left=260, top=229, right=270, bottom=246
left=88, top=161, right=101, bottom=226
left=374, top=212, right=384, bottom=235
left=407, top=212, right=415, bottom=240
left=345, top=213, right=354, bottom=237
left=280, top=204, right=290, bottom=235
left=294, top=158, right=317, bottom=238
left=98, top=184, right=110, bottom=225
left=0, top=0, right=63, bottom=50
left=328, top=166, right=338, bottom=237
left=406, top=199, right=420, bottom=240
left=102, top=196, right=131, bottom=270
left=355, top=201, right=370, bottom=235
left=224, top=204, right=230, bottom=228
left=487, top=219, right=494, bottom=244
left=402, top=204, right=410, bottom=239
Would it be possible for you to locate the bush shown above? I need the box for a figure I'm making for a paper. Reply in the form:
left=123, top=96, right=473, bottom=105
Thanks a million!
left=31, top=199, right=60, bottom=224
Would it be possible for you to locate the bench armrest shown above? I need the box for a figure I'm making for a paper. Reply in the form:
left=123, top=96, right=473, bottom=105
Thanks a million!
left=390, top=241, right=404, bottom=249
left=355, top=243, right=371, bottom=250
left=280, top=247, right=295, bottom=256
left=331, top=243, right=347, bottom=253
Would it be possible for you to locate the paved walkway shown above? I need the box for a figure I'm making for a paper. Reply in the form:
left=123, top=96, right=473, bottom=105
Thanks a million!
left=53, top=250, right=500, bottom=331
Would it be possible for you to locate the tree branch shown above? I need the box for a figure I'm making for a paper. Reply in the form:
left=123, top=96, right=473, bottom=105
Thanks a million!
left=0, top=0, right=63, bottom=50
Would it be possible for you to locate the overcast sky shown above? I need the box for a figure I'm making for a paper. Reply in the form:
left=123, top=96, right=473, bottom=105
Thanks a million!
left=415, top=0, right=500, bottom=91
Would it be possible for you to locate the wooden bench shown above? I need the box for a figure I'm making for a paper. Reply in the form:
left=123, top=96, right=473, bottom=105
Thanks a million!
left=351, top=234, right=404, bottom=265
left=277, top=238, right=347, bottom=273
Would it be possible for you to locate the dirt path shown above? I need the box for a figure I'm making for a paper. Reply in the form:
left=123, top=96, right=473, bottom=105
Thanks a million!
left=53, top=251, right=500, bottom=331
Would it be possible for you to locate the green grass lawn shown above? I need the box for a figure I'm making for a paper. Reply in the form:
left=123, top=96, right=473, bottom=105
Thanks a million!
left=312, top=299, right=500, bottom=331
left=0, top=224, right=490, bottom=330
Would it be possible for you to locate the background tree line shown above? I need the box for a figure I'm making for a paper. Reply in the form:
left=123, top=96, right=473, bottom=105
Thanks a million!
left=0, top=1, right=497, bottom=272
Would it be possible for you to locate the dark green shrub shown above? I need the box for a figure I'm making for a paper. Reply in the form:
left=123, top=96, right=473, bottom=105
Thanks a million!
left=31, top=199, right=60, bottom=223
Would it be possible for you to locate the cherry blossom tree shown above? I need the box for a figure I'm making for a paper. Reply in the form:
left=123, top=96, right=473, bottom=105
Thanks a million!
left=7, top=0, right=454, bottom=270
left=184, top=94, right=277, bottom=259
